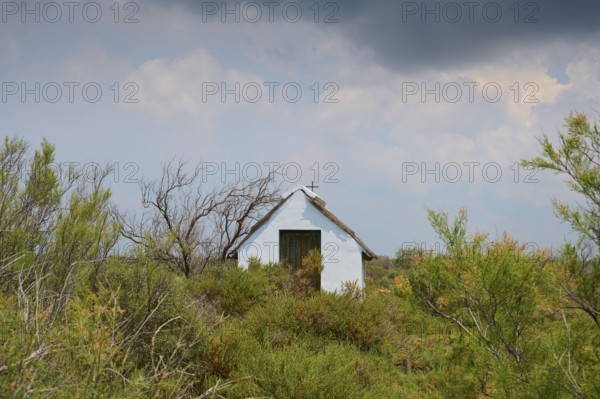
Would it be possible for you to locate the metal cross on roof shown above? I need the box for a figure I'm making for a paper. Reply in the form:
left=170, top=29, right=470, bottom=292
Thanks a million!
left=306, top=181, right=319, bottom=191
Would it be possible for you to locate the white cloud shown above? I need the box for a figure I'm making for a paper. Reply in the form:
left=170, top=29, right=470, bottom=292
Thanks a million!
left=0, top=37, right=20, bottom=65
left=566, top=47, right=600, bottom=99
left=127, top=48, right=267, bottom=125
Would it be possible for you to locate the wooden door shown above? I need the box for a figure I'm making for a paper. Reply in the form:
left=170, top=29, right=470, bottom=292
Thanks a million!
left=279, top=229, right=321, bottom=277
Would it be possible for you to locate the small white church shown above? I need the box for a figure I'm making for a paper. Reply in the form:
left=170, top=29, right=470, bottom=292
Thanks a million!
left=229, top=186, right=376, bottom=292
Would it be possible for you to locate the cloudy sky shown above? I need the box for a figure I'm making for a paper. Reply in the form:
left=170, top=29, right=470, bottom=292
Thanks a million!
left=2, top=0, right=600, bottom=256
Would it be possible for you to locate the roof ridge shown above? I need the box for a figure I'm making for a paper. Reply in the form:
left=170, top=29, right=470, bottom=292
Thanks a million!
left=227, top=188, right=376, bottom=260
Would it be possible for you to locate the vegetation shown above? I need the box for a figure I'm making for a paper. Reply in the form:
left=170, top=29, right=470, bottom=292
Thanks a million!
left=1, top=113, right=600, bottom=398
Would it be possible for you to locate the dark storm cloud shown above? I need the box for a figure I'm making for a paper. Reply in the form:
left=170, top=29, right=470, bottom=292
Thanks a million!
left=153, top=0, right=600, bottom=72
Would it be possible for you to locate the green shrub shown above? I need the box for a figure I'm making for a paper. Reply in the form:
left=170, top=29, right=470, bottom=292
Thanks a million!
left=88, top=257, right=210, bottom=393
left=192, top=263, right=289, bottom=316
left=227, top=342, right=368, bottom=399
left=242, top=289, right=397, bottom=353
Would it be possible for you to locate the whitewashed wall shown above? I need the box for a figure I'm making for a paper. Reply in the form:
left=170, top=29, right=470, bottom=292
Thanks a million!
left=236, top=189, right=366, bottom=292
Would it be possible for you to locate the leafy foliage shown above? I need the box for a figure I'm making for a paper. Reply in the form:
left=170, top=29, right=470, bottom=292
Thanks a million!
left=2, top=131, right=600, bottom=398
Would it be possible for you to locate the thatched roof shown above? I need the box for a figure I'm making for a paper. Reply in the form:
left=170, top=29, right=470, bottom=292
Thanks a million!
left=228, top=186, right=377, bottom=260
